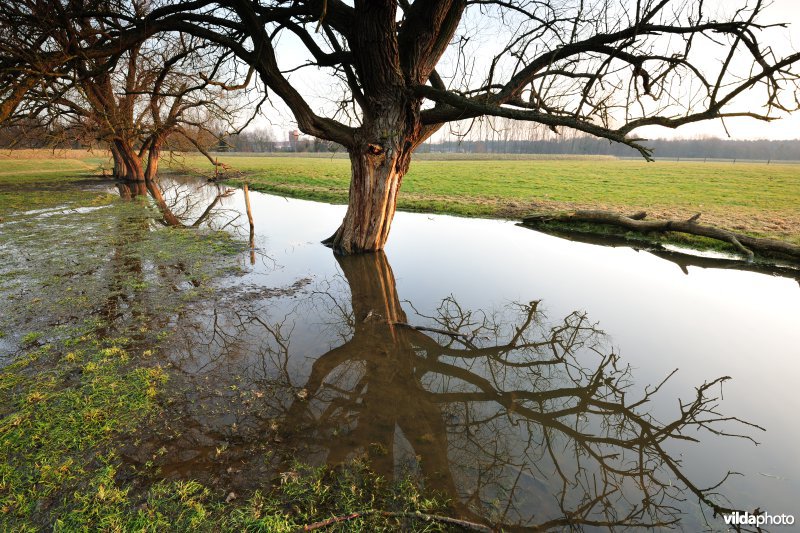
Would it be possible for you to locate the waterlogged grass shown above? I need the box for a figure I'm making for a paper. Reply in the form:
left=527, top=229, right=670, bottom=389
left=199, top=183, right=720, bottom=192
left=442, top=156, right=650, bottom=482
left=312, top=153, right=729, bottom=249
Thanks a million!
left=0, top=335, right=167, bottom=530
left=0, top=178, right=214, bottom=529
left=172, top=154, right=800, bottom=245
left=0, top=184, right=112, bottom=214
left=0, top=158, right=113, bottom=214
left=1, top=338, right=451, bottom=530
left=0, top=173, right=453, bottom=531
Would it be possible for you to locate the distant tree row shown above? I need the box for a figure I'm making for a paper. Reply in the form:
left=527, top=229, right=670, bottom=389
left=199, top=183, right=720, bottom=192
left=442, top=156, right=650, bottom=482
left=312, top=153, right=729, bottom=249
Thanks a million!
left=220, top=128, right=341, bottom=153
left=6, top=121, right=799, bottom=161
left=418, top=136, right=800, bottom=161
left=221, top=132, right=800, bottom=160
left=0, top=122, right=344, bottom=155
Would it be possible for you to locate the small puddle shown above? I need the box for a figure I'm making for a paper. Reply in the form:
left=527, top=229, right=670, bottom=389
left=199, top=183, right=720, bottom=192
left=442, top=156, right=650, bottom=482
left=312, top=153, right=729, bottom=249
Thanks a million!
left=4, top=175, right=799, bottom=529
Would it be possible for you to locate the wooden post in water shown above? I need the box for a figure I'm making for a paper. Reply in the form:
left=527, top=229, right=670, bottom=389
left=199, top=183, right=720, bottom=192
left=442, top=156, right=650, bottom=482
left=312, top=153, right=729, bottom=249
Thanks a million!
left=244, top=181, right=255, bottom=265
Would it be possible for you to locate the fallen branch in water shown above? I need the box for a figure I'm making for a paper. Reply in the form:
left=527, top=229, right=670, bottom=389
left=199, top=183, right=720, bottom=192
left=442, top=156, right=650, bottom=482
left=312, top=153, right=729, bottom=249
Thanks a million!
left=522, top=210, right=800, bottom=261
left=393, top=321, right=470, bottom=339
left=301, top=510, right=494, bottom=531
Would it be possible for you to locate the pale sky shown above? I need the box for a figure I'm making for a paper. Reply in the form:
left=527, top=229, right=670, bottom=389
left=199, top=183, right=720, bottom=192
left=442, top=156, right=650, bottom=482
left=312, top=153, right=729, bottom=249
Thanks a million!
left=250, top=0, right=800, bottom=142
left=635, top=0, right=800, bottom=140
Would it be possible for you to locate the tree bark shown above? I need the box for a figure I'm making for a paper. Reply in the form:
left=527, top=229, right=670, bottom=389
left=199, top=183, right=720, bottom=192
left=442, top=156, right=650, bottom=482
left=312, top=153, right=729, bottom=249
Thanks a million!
left=323, top=95, right=420, bottom=253
left=144, top=136, right=163, bottom=181
left=110, top=143, right=124, bottom=179
left=324, top=144, right=410, bottom=253
left=111, top=138, right=145, bottom=181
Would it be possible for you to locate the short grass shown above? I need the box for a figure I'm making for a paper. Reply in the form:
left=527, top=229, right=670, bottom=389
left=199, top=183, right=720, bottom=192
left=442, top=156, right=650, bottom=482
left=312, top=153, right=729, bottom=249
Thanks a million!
left=176, top=154, right=799, bottom=245
left=0, top=151, right=111, bottom=213
left=0, top=149, right=108, bottom=175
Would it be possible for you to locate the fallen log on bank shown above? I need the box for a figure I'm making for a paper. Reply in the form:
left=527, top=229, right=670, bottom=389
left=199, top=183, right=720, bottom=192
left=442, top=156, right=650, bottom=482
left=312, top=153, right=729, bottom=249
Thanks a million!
left=517, top=223, right=800, bottom=283
left=521, top=210, right=800, bottom=261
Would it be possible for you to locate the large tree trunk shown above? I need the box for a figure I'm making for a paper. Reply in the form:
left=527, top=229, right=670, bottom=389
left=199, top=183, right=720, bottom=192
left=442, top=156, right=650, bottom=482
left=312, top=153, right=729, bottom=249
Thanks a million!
left=320, top=0, right=426, bottom=254
left=324, top=104, right=419, bottom=254
left=323, top=146, right=407, bottom=253
left=111, top=138, right=145, bottom=181
left=144, top=136, right=163, bottom=182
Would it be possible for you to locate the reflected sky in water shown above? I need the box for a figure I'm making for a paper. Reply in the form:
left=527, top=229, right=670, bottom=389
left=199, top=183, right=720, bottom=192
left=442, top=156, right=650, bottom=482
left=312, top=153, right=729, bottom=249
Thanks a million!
left=116, top=178, right=800, bottom=528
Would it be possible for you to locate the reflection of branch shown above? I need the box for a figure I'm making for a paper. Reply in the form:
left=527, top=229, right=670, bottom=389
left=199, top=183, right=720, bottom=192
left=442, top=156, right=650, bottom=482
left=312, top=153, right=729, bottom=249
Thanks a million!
left=284, top=252, right=763, bottom=530
left=191, top=187, right=233, bottom=227
left=393, top=321, right=469, bottom=338
left=138, top=250, right=763, bottom=532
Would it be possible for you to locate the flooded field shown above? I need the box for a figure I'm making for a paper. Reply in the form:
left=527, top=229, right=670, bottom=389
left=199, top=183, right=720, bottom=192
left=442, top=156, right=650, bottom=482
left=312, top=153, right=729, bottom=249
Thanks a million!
left=1, top=176, right=798, bottom=530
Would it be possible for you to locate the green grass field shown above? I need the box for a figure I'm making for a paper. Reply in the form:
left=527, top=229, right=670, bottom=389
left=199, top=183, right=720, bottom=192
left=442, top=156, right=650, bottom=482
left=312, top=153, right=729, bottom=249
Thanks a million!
left=175, top=154, right=800, bottom=245
left=2, top=150, right=798, bottom=244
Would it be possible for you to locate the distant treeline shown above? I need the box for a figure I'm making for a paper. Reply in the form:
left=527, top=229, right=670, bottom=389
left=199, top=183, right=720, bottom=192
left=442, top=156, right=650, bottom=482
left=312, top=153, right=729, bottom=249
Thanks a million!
left=4, top=122, right=799, bottom=160
left=416, top=137, right=800, bottom=160
left=221, top=132, right=800, bottom=160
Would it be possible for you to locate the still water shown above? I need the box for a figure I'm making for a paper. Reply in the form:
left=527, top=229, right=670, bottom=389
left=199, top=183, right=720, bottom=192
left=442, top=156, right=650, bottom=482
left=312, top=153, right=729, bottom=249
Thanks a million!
left=85, top=178, right=800, bottom=528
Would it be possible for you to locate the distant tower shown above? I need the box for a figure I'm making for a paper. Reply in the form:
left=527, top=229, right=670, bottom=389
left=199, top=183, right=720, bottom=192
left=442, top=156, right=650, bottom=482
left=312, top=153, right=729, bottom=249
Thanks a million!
left=289, top=129, right=300, bottom=151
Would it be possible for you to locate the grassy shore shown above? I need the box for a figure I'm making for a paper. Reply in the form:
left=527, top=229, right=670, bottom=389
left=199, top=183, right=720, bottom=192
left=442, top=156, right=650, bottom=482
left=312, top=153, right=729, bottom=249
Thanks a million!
left=2, top=149, right=799, bottom=245
left=184, top=154, right=800, bottom=246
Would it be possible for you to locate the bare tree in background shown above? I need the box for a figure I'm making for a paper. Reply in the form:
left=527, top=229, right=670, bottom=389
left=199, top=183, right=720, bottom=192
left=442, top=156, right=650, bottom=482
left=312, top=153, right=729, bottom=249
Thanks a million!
left=0, top=0, right=255, bottom=180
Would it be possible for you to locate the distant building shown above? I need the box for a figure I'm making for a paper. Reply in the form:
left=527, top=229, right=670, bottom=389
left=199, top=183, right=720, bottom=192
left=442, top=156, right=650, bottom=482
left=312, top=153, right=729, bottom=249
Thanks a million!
left=288, top=129, right=300, bottom=150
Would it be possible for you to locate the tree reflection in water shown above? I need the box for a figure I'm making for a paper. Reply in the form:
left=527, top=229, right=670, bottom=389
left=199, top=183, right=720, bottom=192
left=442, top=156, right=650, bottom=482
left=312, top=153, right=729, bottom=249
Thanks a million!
left=90, top=178, right=242, bottom=337
left=151, top=250, right=762, bottom=531
left=116, top=177, right=238, bottom=230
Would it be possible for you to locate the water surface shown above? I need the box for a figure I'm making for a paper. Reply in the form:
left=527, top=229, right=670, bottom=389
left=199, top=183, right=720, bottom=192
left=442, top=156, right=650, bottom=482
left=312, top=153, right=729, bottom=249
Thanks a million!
left=7, top=176, right=799, bottom=529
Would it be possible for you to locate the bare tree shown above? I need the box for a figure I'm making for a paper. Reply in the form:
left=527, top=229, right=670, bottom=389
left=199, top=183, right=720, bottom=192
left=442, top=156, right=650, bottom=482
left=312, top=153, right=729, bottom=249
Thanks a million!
left=0, top=0, right=252, bottom=180
left=98, top=0, right=800, bottom=253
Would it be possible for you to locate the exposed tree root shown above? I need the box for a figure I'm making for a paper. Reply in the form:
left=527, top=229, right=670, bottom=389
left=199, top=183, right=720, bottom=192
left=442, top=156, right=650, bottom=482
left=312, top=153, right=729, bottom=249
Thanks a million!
left=522, top=210, right=800, bottom=261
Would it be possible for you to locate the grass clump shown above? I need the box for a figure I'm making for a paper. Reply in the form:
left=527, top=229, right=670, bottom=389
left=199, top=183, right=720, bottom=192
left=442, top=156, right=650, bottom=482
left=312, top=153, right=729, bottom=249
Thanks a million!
left=119, top=461, right=451, bottom=532
left=0, top=333, right=167, bottom=530
left=223, top=461, right=451, bottom=532
left=45, top=460, right=453, bottom=532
